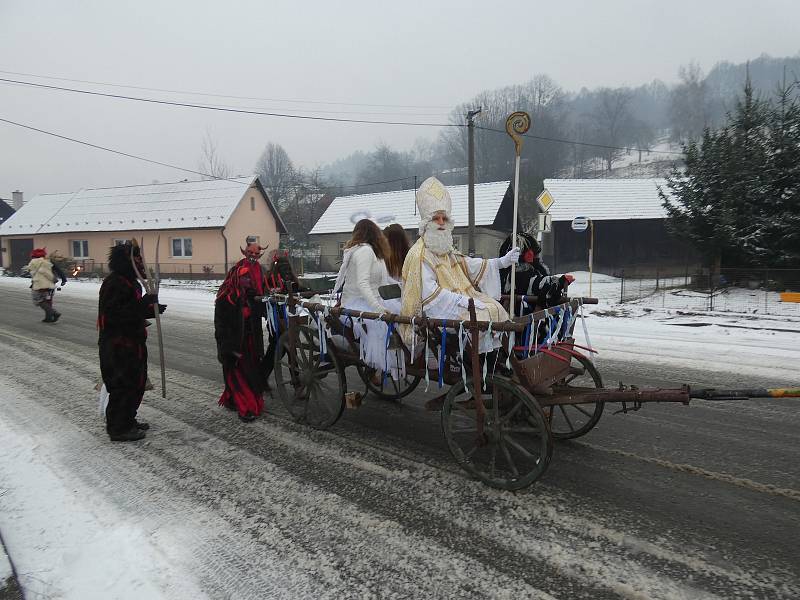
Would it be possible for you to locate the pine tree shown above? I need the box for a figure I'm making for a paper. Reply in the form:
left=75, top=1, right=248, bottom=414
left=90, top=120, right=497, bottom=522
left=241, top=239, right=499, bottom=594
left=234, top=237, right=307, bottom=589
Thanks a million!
left=724, top=73, right=770, bottom=263
left=761, top=76, right=800, bottom=265
left=661, top=127, right=733, bottom=268
left=661, top=72, right=776, bottom=269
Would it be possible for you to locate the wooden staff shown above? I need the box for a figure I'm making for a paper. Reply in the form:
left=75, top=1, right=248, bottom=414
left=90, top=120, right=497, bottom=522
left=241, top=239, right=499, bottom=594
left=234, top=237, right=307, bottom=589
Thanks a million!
left=132, top=237, right=167, bottom=398
left=504, top=111, right=531, bottom=312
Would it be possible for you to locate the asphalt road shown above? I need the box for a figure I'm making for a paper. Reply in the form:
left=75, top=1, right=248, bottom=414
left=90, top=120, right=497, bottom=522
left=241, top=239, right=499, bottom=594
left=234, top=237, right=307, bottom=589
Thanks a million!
left=1, top=280, right=798, bottom=599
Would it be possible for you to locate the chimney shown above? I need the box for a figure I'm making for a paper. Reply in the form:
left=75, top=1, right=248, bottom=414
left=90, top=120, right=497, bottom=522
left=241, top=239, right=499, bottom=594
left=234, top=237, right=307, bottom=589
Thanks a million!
left=11, top=190, right=23, bottom=210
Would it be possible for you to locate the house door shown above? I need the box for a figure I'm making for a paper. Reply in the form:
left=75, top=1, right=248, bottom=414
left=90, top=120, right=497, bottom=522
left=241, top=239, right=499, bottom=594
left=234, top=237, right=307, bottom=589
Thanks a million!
left=9, top=238, right=33, bottom=272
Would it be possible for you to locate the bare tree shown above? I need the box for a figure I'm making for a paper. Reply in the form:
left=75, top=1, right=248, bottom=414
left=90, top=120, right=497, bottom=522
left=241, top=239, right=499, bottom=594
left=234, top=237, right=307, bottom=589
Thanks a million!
left=198, top=130, right=231, bottom=179
left=591, top=87, right=634, bottom=171
left=254, top=143, right=295, bottom=210
left=669, top=62, right=709, bottom=143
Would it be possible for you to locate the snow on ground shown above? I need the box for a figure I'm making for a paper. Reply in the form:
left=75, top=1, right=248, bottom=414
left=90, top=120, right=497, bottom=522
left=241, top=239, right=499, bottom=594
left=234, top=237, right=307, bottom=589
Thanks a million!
left=563, top=272, right=800, bottom=383
left=0, top=381, right=206, bottom=600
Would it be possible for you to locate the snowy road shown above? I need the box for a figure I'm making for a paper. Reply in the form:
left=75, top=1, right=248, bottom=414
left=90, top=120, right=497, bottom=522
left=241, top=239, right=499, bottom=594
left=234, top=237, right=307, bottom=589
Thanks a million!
left=1, top=277, right=798, bottom=599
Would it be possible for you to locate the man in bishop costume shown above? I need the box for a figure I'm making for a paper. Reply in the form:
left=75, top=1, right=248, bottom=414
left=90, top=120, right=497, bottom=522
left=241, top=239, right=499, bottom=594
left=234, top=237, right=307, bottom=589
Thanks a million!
left=400, top=177, right=519, bottom=353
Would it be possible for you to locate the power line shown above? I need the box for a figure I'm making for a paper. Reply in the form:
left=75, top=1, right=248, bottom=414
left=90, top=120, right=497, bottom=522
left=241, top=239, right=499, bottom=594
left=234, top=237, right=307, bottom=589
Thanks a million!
left=0, top=68, right=453, bottom=109
left=0, top=116, right=220, bottom=179
left=1, top=76, right=686, bottom=156
left=0, top=77, right=460, bottom=127
left=0, top=116, right=416, bottom=192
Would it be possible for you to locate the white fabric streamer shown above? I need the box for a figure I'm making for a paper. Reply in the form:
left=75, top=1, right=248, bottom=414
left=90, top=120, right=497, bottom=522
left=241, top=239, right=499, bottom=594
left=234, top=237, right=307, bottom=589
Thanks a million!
left=410, top=317, right=417, bottom=362
left=97, top=383, right=109, bottom=419
left=579, top=301, right=593, bottom=350
left=552, top=306, right=566, bottom=345
left=527, top=315, right=536, bottom=357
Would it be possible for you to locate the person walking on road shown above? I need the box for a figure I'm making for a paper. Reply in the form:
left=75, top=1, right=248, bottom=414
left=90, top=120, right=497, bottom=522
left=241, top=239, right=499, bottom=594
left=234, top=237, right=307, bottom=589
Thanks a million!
left=25, top=247, right=67, bottom=323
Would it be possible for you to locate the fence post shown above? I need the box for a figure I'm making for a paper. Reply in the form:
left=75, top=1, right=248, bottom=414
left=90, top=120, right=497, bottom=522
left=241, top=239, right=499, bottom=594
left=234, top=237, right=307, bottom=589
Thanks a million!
left=765, top=268, right=769, bottom=314
left=655, top=267, right=660, bottom=291
left=708, top=271, right=714, bottom=312
left=620, top=270, right=624, bottom=303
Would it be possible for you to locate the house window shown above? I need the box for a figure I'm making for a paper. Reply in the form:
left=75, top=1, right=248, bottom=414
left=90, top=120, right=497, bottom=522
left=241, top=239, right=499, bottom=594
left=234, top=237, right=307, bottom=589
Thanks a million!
left=247, top=235, right=260, bottom=246
left=250, top=197, right=255, bottom=211
left=172, top=237, right=193, bottom=258
left=338, top=241, right=346, bottom=259
left=71, top=240, right=89, bottom=258
left=452, top=235, right=462, bottom=252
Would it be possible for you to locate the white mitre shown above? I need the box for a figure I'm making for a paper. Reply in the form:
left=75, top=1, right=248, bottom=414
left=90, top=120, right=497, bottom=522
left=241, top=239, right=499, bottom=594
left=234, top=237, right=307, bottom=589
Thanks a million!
left=416, top=176, right=452, bottom=229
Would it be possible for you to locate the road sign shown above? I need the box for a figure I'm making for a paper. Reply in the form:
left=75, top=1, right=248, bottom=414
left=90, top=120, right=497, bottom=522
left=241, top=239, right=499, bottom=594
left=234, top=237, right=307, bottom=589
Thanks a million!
left=535, top=189, right=555, bottom=212
left=571, top=216, right=589, bottom=232
left=537, top=212, right=552, bottom=233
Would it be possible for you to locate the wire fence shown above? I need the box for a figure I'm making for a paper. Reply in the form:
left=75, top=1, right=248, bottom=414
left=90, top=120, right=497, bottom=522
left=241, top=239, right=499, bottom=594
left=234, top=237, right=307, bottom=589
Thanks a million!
left=619, top=267, right=800, bottom=316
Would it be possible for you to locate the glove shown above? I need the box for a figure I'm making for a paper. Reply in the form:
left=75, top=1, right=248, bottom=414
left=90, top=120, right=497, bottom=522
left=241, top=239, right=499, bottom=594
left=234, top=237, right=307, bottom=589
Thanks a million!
left=142, top=293, right=158, bottom=305
left=557, top=274, right=576, bottom=289
left=498, top=247, right=521, bottom=268
left=158, top=304, right=167, bottom=314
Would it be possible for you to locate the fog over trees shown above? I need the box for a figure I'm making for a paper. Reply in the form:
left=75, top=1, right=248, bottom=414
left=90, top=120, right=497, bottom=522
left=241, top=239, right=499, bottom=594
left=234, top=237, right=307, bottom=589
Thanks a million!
left=245, top=53, right=799, bottom=242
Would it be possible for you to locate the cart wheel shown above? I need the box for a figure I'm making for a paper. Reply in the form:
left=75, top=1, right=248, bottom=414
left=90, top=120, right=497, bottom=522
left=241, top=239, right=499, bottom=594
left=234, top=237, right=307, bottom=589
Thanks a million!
left=547, top=353, right=604, bottom=439
left=356, top=353, right=421, bottom=401
left=273, top=325, right=345, bottom=429
left=442, top=374, right=553, bottom=491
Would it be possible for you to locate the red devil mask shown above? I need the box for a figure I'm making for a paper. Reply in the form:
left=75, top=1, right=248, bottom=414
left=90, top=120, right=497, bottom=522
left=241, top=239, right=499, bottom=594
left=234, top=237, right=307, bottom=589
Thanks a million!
left=241, top=243, right=265, bottom=263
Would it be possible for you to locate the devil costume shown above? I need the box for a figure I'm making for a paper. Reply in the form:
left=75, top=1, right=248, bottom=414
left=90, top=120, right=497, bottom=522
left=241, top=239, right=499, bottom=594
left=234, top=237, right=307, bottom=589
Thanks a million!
left=98, top=242, right=166, bottom=441
left=214, top=244, right=269, bottom=422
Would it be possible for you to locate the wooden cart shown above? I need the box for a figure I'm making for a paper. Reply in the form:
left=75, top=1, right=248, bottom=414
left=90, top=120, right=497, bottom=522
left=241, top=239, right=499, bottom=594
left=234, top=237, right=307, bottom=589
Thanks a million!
left=265, top=293, right=798, bottom=490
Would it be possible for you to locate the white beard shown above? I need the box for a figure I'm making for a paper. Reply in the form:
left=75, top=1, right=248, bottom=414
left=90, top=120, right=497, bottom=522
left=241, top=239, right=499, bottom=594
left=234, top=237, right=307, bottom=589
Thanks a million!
left=423, top=224, right=454, bottom=255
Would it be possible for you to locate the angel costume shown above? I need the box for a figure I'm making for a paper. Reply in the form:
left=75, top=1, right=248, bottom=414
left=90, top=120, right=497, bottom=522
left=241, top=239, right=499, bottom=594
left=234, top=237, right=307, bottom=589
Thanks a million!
left=334, top=243, right=404, bottom=380
left=400, top=177, right=518, bottom=353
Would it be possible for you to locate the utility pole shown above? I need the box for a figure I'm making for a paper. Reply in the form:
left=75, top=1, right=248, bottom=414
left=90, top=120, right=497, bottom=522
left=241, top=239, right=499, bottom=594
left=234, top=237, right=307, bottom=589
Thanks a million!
left=467, top=107, right=482, bottom=256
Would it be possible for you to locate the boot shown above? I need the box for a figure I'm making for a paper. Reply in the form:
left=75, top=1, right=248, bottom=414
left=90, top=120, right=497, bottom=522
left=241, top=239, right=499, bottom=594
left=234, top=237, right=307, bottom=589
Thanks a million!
left=135, top=420, right=150, bottom=431
left=51, top=311, right=61, bottom=323
left=109, top=427, right=146, bottom=442
left=238, top=411, right=256, bottom=423
left=41, top=314, right=53, bottom=323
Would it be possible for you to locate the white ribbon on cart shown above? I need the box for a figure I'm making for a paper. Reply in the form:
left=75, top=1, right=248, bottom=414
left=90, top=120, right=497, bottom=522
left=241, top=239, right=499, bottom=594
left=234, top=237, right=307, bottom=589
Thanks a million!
left=457, top=321, right=469, bottom=394
left=579, top=301, right=593, bottom=350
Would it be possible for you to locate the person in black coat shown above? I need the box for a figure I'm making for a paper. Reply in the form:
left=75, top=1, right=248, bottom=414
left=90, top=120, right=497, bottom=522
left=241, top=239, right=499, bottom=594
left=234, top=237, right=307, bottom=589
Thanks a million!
left=98, top=241, right=166, bottom=442
left=499, top=232, right=573, bottom=315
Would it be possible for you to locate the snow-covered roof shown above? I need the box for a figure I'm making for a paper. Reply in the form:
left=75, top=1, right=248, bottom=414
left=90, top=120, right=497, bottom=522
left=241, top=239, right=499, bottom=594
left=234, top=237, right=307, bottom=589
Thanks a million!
left=544, top=178, right=671, bottom=222
left=309, top=181, right=510, bottom=235
left=0, top=176, right=284, bottom=235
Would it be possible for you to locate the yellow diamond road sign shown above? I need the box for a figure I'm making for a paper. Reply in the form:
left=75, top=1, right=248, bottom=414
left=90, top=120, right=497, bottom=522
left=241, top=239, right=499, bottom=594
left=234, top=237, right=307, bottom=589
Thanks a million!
left=536, top=189, right=555, bottom=212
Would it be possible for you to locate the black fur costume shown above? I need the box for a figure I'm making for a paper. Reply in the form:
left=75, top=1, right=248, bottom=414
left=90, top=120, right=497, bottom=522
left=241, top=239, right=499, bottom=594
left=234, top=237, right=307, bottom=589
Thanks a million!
left=98, top=243, right=160, bottom=439
left=499, top=233, right=567, bottom=315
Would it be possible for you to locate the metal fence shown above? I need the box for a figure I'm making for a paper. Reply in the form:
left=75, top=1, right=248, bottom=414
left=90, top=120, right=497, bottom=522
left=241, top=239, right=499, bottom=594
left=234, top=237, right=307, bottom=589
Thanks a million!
left=620, top=267, right=800, bottom=315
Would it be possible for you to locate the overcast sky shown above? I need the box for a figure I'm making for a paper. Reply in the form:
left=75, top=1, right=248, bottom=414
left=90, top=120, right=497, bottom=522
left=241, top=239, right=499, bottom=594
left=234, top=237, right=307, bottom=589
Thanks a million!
left=1, top=0, right=798, bottom=200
